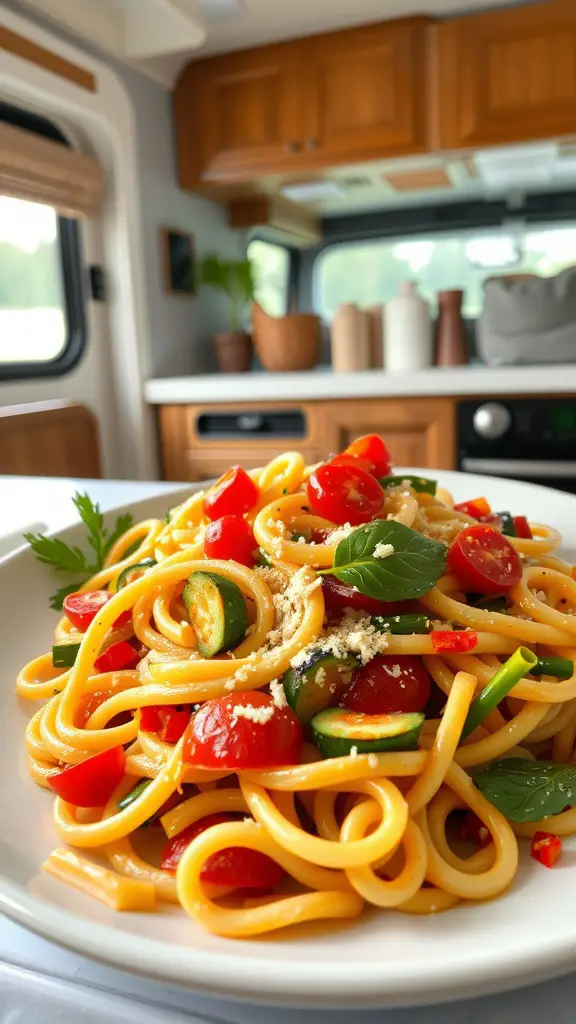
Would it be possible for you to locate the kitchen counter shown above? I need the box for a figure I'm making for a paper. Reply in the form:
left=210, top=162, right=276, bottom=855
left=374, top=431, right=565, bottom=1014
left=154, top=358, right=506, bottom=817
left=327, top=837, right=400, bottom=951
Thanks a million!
left=145, top=364, right=576, bottom=405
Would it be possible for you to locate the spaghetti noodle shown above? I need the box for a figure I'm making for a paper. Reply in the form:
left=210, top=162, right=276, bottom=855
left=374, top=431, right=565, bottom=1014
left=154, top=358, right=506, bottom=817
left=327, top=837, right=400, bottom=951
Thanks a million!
left=18, top=436, right=576, bottom=936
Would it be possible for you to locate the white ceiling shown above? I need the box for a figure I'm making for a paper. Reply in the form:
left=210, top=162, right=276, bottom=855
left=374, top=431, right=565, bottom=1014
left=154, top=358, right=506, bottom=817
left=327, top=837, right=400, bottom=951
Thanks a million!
left=16, top=0, right=533, bottom=86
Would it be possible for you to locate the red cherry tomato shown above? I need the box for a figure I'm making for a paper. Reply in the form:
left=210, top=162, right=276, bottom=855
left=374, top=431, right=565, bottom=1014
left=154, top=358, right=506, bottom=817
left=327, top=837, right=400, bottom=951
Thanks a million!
left=342, top=655, right=431, bottom=715
left=459, top=812, right=491, bottom=848
left=47, top=746, right=125, bottom=806
left=322, top=576, right=418, bottom=618
left=183, top=692, right=302, bottom=770
left=161, top=813, right=285, bottom=889
left=204, top=467, right=259, bottom=521
left=94, top=640, right=140, bottom=673
left=306, top=463, right=384, bottom=526
left=430, top=630, right=478, bottom=653
left=329, top=454, right=373, bottom=475
left=447, top=524, right=522, bottom=593
left=63, top=590, right=110, bottom=631
left=203, top=515, right=256, bottom=567
left=343, top=434, right=392, bottom=478
left=139, top=705, right=191, bottom=743
left=453, top=497, right=492, bottom=519
left=74, top=690, right=111, bottom=727
left=513, top=515, right=533, bottom=539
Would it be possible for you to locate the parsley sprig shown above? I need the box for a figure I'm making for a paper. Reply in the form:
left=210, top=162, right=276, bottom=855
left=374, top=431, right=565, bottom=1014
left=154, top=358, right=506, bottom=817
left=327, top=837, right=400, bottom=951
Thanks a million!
left=24, top=492, right=133, bottom=610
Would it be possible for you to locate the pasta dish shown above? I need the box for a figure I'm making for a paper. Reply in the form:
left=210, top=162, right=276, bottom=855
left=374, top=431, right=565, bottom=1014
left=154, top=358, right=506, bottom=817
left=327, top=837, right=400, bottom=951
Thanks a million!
left=18, top=435, right=576, bottom=937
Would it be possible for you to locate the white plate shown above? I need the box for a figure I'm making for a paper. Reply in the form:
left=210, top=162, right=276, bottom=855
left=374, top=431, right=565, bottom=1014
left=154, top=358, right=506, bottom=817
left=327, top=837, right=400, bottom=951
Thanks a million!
left=2, top=472, right=576, bottom=1009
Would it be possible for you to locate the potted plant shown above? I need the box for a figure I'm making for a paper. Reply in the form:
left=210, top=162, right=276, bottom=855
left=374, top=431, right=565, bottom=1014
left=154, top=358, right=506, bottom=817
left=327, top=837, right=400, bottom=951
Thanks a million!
left=197, top=254, right=255, bottom=372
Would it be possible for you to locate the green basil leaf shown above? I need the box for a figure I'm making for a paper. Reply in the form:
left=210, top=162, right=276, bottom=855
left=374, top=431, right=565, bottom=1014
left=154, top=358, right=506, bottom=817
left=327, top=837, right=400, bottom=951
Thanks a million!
left=326, top=520, right=447, bottom=602
left=472, top=758, right=576, bottom=822
left=380, top=475, right=437, bottom=496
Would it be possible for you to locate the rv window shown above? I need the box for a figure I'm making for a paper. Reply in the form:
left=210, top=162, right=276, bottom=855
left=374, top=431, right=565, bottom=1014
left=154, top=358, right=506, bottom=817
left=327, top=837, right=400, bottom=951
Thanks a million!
left=0, top=103, right=85, bottom=380
left=247, top=239, right=289, bottom=317
left=313, top=224, right=576, bottom=323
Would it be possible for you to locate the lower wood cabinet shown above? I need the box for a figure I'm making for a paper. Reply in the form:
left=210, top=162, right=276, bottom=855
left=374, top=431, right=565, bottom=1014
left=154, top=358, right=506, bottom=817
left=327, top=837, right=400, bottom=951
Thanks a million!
left=156, top=397, right=456, bottom=482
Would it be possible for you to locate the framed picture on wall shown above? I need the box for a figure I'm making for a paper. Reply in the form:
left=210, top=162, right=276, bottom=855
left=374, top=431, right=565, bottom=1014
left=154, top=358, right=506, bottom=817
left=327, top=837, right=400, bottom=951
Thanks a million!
left=161, top=227, right=195, bottom=295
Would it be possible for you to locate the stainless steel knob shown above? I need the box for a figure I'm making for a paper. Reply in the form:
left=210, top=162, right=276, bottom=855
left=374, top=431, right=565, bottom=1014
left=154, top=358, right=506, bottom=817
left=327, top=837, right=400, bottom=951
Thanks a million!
left=472, top=402, right=512, bottom=439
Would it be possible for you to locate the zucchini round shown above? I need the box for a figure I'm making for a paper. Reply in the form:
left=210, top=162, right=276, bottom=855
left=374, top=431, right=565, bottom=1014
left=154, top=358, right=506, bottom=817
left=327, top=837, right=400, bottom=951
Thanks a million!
left=183, top=570, right=247, bottom=657
left=311, top=707, right=424, bottom=758
left=117, top=558, right=156, bottom=590
left=282, top=651, right=358, bottom=723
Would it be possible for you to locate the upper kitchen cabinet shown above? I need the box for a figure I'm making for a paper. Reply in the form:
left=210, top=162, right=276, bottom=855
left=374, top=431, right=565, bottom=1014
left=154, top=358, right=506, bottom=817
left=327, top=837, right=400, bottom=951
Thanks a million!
left=174, top=42, right=300, bottom=184
left=299, top=19, right=432, bottom=163
left=436, top=0, right=576, bottom=150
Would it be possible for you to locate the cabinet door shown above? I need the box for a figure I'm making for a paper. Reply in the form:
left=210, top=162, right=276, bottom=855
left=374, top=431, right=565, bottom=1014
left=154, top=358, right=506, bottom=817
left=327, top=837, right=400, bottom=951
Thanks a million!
left=321, top=398, right=455, bottom=470
left=437, top=1, right=576, bottom=149
left=299, top=19, right=431, bottom=163
left=175, top=44, right=300, bottom=185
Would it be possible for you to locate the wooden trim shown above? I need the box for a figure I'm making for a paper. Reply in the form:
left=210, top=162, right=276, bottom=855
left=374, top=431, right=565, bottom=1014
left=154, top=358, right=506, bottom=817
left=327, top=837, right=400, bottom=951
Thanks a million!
left=1, top=26, right=96, bottom=93
left=0, top=400, right=101, bottom=478
left=227, top=195, right=320, bottom=246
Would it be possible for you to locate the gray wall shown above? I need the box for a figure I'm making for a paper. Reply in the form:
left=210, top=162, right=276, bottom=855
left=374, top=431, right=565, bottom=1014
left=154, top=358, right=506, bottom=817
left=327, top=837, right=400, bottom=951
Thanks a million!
left=4, top=0, right=245, bottom=377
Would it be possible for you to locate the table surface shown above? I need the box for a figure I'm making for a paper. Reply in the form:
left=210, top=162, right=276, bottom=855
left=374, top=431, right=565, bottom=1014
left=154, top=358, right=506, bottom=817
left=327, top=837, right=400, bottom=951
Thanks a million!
left=1, top=474, right=575, bottom=1023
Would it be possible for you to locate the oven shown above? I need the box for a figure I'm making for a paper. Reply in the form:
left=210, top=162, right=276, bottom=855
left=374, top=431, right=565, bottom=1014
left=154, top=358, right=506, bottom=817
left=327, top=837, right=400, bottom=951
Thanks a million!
left=457, top=397, right=576, bottom=494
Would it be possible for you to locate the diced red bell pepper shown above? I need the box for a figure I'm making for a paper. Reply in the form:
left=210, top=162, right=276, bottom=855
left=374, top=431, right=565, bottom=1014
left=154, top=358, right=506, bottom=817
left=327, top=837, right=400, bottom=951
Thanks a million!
left=139, top=705, right=191, bottom=743
left=531, top=831, right=562, bottom=868
left=94, top=640, right=140, bottom=673
left=513, top=515, right=533, bottom=539
left=430, top=630, right=478, bottom=653
left=47, top=746, right=125, bottom=807
left=453, top=497, right=492, bottom=519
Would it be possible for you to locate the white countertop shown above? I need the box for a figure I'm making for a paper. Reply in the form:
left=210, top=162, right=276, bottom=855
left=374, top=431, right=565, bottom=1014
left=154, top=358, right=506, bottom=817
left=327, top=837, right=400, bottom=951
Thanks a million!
left=145, top=364, right=576, bottom=405
left=2, top=474, right=576, bottom=1023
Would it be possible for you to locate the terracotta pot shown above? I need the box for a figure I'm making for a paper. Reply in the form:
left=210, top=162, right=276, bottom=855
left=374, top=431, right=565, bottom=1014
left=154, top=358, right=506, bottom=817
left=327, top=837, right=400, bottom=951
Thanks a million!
left=435, top=289, right=468, bottom=366
left=251, top=302, right=320, bottom=371
left=213, top=331, right=252, bottom=373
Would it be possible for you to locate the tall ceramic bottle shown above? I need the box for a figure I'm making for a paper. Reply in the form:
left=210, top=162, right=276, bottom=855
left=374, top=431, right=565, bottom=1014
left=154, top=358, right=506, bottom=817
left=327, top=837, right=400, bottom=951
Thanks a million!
left=331, top=303, right=371, bottom=372
left=383, top=282, right=432, bottom=371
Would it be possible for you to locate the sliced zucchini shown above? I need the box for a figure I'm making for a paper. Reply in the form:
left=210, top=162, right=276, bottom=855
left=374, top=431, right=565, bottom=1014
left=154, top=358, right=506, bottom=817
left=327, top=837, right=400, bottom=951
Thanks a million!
left=117, top=558, right=156, bottom=590
left=282, top=652, right=358, bottom=723
left=183, top=571, right=247, bottom=657
left=380, top=475, right=437, bottom=496
left=371, top=613, right=430, bottom=635
left=52, top=636, right=81, bottom=668
left=117, top=778, right=151, bottom=811
left=311, top=707, right=424, bottom=758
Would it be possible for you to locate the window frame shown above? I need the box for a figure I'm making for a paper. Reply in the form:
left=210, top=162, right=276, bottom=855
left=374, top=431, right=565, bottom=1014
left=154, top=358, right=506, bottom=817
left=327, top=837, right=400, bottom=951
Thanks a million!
left=246, top=234, right=294, bottom=319
left=0, top=101, right=86, bottom=381
left=305, top=191, right=576, bottom=319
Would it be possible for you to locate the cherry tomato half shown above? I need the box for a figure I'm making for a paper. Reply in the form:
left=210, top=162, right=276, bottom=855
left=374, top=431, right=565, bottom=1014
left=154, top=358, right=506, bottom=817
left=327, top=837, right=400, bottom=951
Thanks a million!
left=161, top=813, right=285, bottom=889
left=329, top=454, right=373, bottom=475
left=94, top=640, right=140, bottom=673
left=203, top=515, right=256, bottom=567
left=63, top=590, right=110, bottom=631
left=342, top=655, right=431, bottom=715
left=183, top=692, right=302, bottom=770
left=322, top=576, right=418, bottom=619
left=343, top=434, right=392, bottom=478
left=306, top=463, right=384, bottom=526
left=204, top=467, right=259, bottom=521
left=47, top=746, right=125, bottom=807
left=447, top=524, right=522, bottom=593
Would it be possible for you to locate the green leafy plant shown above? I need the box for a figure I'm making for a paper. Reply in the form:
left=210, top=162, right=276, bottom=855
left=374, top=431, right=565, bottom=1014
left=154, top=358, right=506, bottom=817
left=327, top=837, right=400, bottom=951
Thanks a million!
left=473, top=758, right=576, bottom=822
left=319, top=520, right=447, bottom=602
left=196, top=254, right=255, bottom=331
left=24, top=492, right=133, bottom=610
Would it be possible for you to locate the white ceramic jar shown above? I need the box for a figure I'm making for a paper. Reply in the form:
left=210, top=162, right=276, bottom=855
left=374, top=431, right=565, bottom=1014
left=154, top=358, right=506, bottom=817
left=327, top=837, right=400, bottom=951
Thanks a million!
left=383, top=282, right=432, bottom=371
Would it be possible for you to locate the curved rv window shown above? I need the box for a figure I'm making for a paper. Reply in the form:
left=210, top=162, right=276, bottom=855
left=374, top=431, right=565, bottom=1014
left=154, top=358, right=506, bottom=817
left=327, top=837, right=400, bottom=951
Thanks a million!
left=0, top=102, right=86, bottom=380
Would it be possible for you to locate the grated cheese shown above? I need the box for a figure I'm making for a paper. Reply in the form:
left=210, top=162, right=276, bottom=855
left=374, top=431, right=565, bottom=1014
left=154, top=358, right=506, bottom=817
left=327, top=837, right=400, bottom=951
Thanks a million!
left=269, top=678, right=288, bottom=709
left=291, top=614, right=389, bottom=669
left=231, top=703, right=275, bottom=726
left=349, top=746, right=358, bottom=758
left=373, top=542, right=394, bottom=559
left=325, top=523, right=355, bottom=546
left=367, top=753, right=378, bottom=769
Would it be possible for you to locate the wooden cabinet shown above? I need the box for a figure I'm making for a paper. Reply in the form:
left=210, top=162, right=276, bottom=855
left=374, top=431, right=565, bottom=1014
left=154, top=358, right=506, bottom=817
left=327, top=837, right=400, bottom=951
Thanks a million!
left=157, top=398, right=455, bottom=482
left=175, top=18, right=432, bottom=187
left=436, top=0, right=576, bottom=150
left=175, top=43, right=300, bottom=184
left=299, top=19, right=431, bottom=163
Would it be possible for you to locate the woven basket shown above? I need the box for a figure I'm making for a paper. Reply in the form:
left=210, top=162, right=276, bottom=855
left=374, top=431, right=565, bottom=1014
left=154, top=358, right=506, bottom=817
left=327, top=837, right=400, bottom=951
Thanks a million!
left=251, top=302, right=320, bottom=371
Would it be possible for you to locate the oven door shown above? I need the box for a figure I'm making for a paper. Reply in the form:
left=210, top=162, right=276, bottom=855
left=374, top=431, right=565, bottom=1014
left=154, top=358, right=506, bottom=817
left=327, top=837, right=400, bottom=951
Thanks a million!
left=460, top=459, right=576, bottom=496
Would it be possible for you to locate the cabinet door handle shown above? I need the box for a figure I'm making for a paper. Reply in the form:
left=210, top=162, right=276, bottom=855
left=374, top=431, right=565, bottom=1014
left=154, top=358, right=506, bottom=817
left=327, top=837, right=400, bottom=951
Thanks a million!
left=306, top=138, right=319, bottom=150
left=285, top=140, right=300, bottom=153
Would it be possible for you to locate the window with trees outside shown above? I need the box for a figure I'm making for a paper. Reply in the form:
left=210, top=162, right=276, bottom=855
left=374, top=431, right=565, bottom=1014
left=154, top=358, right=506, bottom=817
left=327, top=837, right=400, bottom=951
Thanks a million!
left=0, top=103, right=85, bottom=380
left=247, top=239, right=289, bottom=317
left=314, top=224, right=576, bottom=323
